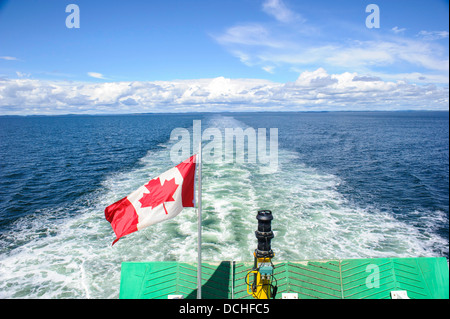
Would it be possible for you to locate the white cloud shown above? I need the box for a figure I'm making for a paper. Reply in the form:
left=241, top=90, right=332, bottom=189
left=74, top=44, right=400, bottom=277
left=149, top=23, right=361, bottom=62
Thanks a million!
left=217, top=29, right=449, bottom=78
left=215, top=23, right=291, bottom=49
left=262, top=0, right=302, bottom=24
left=87, top=72, right=106, bottom=79
left=369, top=71, right=448, bottom=84
left=262, top=65, right=275, bottom=74
left=0, top=69, right=448, bottom=115
left=15, top=71, right=31, bottom=78
left=212, top=0, right=449, bottom=86
left=325, top=39, right=449, bottom=73
left=416, top=30, right=449, bottom=41
left=391, top=26, right=406, bottom=34
left=0, top=56, right=18, bottom=61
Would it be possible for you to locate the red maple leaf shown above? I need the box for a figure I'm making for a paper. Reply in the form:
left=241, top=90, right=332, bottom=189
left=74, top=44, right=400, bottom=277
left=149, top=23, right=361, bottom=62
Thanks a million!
left=139, top=177, right=179, bottom=214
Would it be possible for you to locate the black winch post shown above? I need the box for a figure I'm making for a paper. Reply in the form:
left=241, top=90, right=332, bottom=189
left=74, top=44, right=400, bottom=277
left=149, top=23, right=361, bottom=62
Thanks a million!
left=245, top=209, right=277, bottom=299
left=255, top=209, right=274, bottom=258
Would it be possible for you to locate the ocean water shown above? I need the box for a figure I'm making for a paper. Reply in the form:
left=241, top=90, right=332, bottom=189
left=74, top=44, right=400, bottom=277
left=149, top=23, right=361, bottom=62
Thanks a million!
left=0, top=112, right=448, bottom=298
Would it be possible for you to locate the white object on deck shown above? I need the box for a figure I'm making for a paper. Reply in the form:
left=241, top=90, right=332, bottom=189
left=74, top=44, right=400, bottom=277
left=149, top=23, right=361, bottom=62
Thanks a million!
left=390, top=291, right=409, bottom=299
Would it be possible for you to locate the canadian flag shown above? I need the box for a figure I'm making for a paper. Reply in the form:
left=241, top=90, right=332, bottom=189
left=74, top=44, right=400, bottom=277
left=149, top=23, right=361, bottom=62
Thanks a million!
left=105, top=155, right=197, bottom=245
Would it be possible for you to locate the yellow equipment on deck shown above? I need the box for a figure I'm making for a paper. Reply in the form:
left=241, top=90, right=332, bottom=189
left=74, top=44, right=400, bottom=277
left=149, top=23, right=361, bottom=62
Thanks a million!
left=245, top=210, right=278, bottom=299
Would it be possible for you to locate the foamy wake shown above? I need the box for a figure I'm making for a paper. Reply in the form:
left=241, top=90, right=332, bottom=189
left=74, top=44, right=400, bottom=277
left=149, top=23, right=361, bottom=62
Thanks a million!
left=0, top=115, right=447, bottom=298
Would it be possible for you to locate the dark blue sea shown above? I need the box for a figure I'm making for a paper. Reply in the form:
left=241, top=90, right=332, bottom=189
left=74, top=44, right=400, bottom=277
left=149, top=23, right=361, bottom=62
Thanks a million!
left=0, top=112, right=448, bottom=298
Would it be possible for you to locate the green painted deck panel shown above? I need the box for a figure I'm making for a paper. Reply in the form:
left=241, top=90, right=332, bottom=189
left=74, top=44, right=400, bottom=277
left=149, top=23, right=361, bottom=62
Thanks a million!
left=119, top=257, right=449, bottom=299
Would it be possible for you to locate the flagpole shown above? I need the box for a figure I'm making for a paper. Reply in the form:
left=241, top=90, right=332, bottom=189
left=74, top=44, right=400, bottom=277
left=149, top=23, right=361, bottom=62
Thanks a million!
left=197, top=141, right=202, bottom=299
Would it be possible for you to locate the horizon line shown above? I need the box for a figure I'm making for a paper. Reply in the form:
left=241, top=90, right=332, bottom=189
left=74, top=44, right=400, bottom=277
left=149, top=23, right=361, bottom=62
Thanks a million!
left=1, top=109, right=448, bottom=118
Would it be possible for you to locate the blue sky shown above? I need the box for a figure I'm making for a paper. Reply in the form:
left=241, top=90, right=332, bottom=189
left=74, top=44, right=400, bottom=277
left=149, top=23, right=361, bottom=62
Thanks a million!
left=0, top=0, right=448, bottom=114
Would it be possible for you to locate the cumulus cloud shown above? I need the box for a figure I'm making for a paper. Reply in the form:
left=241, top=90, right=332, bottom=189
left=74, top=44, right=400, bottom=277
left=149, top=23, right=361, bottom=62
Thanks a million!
left=352, top=75, right=382, bottom=82
left=0, top=69, right=448, bottom=115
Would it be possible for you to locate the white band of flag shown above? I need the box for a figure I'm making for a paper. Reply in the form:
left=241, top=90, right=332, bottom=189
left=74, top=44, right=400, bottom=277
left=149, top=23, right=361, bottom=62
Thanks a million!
left=105, top=155, right=197, bottom=245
